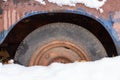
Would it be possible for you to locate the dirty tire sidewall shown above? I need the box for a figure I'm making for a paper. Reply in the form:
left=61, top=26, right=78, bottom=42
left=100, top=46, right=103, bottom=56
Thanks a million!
left=14, top=23, right=107, bottom=66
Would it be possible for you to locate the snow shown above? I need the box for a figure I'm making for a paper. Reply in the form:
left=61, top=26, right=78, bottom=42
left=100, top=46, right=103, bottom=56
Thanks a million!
left=7, top=59, right=14, bottom=64
left=0, top=56, right=120, bottom=80
left=3, top=0, right=7, bottom=1
left=35, top=0, right=107, bottom=13
left=35, top=0, right=46, bottom=5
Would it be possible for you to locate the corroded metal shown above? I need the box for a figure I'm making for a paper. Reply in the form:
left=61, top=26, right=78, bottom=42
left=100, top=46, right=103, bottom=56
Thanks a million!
left=0, top=0, right=120, bottom=32
left=29, top=41, right=89, bottom=66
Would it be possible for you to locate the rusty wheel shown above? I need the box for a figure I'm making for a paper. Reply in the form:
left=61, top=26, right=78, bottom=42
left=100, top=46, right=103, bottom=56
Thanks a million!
left=14, top=22, right=107, bottom=66
left=29, top=41, right=89, bottom=66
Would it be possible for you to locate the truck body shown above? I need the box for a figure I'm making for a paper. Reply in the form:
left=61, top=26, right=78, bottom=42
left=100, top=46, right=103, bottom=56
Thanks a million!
left=0, top=0, right=120, bottom=66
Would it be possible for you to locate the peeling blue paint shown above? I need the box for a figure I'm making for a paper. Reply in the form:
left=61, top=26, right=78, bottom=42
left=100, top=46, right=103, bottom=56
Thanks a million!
left=0, top=30, right=8, bottom=44
left=99, top=17, right=119, bottom=41
left=24, top=11, right=48, bottom=18
left=0, top=8, right=3, bottom=14
left=0, top=31, right=4, bottom=43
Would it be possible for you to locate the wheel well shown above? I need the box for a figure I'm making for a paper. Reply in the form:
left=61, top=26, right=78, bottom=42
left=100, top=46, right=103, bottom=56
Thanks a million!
left=1, top=12, right=117, bottom=58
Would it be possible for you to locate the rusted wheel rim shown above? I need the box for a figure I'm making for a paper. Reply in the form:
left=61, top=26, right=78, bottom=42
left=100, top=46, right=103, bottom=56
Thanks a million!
left=29, top=41, right=90, bottom=66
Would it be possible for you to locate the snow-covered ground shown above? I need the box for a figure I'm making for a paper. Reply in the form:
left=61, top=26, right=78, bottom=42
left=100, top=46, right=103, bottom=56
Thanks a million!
left=0, top=56, right=120, bottom=80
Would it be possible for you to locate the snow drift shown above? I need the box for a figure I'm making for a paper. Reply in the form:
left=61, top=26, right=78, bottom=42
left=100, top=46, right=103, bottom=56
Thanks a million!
left=0, top=56, right=120, bottom=80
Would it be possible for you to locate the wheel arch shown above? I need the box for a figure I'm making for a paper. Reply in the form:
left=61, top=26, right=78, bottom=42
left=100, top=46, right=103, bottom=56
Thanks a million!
left=1, top=10, right=118, bottom=58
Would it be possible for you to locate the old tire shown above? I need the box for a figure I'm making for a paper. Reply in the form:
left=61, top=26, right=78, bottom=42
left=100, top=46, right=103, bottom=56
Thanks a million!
left=14, top=23, right=107, bottom=66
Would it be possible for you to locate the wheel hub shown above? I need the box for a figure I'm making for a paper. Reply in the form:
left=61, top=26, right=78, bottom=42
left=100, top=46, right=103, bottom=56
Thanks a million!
left=29, top=41, right=90, bottom=66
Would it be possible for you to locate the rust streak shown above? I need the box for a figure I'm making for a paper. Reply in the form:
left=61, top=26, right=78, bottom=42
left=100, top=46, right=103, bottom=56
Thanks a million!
left=16, top=12, right=20, bottom=22
left=12, top=9, right=16, bottom=25
left=3, top=10, right=7, bottom=30
left=8, top=9, right=11, bottom=28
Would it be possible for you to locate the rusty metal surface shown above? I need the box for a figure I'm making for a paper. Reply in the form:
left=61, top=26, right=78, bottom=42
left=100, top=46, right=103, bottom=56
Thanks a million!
left=0, top=0, right=119, bottom=31
left=29, top=41, right=89, bottom=66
